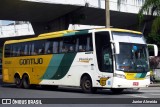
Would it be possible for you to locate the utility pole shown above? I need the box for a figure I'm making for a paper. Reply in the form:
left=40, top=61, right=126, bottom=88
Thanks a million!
left=105, top=0, right=110, bottom=28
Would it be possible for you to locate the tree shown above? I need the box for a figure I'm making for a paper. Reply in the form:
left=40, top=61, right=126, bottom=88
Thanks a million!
left=139, top=0, right=160, bottom=34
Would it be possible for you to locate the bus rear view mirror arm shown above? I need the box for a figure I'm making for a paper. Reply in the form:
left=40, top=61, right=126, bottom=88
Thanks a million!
left=110, top=40, right=120, bottom=54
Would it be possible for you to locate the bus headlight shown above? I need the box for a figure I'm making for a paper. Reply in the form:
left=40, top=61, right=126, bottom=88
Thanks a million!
left=114, top=73, right=126, bottom=79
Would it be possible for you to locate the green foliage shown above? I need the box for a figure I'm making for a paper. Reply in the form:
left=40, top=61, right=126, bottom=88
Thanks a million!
left=151, top=16, right=160, bottom=34
left=146, top=33, right=160, bottom=48
left=139, top=0, right=160, bottom=33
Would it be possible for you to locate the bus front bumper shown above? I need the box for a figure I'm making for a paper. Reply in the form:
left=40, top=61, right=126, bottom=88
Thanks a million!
left=111, top=77, right=150, bottom=88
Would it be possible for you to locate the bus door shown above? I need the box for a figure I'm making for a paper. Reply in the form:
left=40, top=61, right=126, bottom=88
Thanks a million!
left=95, top=31, right=113, bottom=87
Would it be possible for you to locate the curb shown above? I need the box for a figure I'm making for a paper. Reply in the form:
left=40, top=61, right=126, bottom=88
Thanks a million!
left=149, top=83, right=160, bottom=87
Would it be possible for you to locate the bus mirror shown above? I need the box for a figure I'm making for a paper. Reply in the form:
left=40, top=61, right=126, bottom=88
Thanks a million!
left=147, top=44, right=158, bottom=56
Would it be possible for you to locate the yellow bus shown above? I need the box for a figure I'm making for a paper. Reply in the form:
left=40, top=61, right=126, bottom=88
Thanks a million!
left=2, top=28, right=157, bottom=93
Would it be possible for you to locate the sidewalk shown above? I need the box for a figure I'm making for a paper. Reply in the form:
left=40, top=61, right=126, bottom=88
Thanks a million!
left=149, top=82, right=160, bottom=87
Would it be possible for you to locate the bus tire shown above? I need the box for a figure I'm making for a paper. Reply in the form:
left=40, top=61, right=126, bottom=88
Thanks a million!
left=14, top=75, right=22, bottom=88
left=22, top=74, right=30, bottom=89
left=111, top=88, right=124, bottom=94
left=81, top=76, right=97, bottom=93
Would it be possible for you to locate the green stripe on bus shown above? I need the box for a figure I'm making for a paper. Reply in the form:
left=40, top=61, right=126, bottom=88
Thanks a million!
left=135, top=73, right=147, bottom=78
left=51, top=53, right=77, bottom=79
left=64, top=30, right=89, bottom=37
left=64, top=32, right=76, bottom=36
left=140, top=73, right=147, bottom=78
left=41, top=54, right=64, bottom=79
left=75, top=30, right=89, bottom=35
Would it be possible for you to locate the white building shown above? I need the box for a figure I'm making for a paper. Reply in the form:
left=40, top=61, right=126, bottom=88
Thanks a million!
left=0, top=0, right=146, bottom=38
left=0, top=21, right=34, bottom=38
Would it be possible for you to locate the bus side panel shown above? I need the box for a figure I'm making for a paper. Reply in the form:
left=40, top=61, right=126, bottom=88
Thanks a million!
left=2, top=55, right=52, bottom=85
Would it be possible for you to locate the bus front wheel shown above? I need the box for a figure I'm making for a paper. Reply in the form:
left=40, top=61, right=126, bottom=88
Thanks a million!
left=81, top=76, right=97, bottom=93
left=22, top=74, right=30, bottom=89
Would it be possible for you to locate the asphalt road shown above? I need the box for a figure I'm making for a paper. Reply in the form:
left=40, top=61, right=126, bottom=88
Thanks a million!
left=1, top=77, right=160, bottom=107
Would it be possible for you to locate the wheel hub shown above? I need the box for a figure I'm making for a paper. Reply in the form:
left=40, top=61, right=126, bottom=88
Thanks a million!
left=84, top=80, right=91, bottom=89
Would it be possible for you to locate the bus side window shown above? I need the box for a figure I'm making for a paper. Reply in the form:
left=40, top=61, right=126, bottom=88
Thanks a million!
left=53, top=41, right=59, bottom=53
left=24, top=43, right=28, bottom=55
left=59, top=40, right=63, bottom=53
left=31, top=42, right=36, bottom=55
left=33, top=40, right=45, bottom=55
left=63, top=37, right=76, bottom=53
left=12, top=44, right=18, bottom=57
left=77, top=33, right=92, bottom=52
left=45, top=40, right=54, bottom=54
left=86, top=36, right=93, bottom=51
left=5, top=45, right=11, bottom=57
left=79, top=45, right=85, bottom=52
left=78, top=36, right=87, bottom=52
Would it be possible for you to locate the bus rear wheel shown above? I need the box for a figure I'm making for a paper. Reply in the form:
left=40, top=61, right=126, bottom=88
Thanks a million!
left=14, top=76, right=22, bottom=88
left=22, top=74, right=30, bottom=89
left=81, top=76, right=97, bottom=93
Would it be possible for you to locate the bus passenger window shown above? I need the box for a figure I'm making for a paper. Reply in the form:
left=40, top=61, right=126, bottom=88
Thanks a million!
left=62, top=46, right=68, bottom=53
left=45, top=41, right=51, bottom=54
left=20, top=49, right=24, bottom=56
left=5, top=45, right=11, bottom=57
left=38, top=49, right=44, bottom=54
left=24, top=44, right=28, bottom=55
left=47, top=48, right=51, bottom=54
left=79, top=45, right=85, bottom=52
left=69, top=46, right=74, bottom=52
left=53, top=41, right=58, bottom=53
left=34, top=40, right=45, bottom=55
left=63, top=37, right=76, bottom=53
left=59, top=41, right=63, bottom=53
left=32, top=49, right=37, bottom=55
left=86, top=36, right=93, bottom=51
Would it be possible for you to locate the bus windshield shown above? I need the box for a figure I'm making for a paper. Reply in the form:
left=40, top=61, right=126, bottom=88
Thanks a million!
left=115, top=43, right=149, bottom=72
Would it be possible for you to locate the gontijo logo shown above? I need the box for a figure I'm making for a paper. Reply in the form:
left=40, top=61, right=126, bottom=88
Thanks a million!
left=19, top=58, right=43, bottom=65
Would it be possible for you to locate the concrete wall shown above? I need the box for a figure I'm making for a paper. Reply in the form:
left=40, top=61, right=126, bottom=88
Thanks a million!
left=0, top=0, right=146, bottom=37
left=0, top=23, right=34, bottom=38
left=24, top=0, right=145, bottom=14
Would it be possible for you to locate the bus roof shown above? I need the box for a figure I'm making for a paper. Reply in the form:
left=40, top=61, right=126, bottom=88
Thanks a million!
left=94, top=28, right=142, bottom=34
left=4, top=28, right=142, bottom=44
left=4, top=30, right=77, bottom=44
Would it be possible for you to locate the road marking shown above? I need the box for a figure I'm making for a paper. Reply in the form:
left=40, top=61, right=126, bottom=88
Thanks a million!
left=130, top=94, right=149, bottom=98
left=150, top=94, right=160, bottom=96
